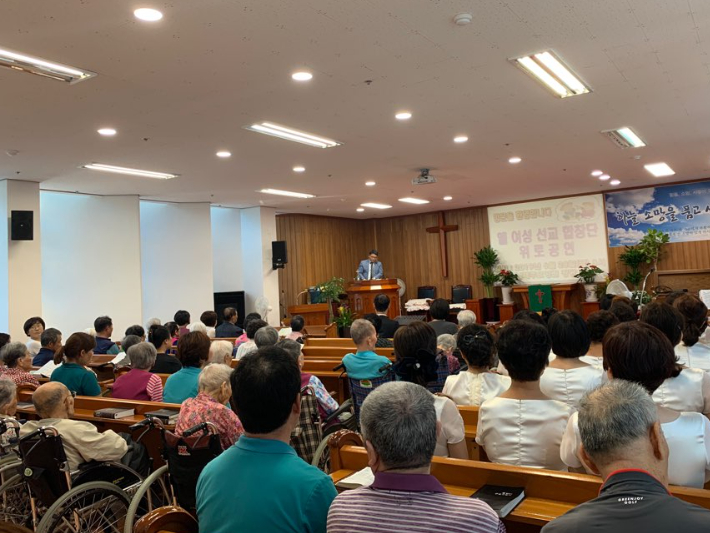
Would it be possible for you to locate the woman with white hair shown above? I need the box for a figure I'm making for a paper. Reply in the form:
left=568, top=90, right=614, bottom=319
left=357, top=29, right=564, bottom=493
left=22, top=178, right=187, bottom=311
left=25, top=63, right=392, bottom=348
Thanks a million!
left=436, top=334, right=460, bottom=374
left=209, top=341, right=234, bottom=365
left=175, top=363, right=243, bottom=449
left=457, top=310, right=477, bottom=329
left=112, top=343, right=163, bottom=402
left=0, top=342, right=39, bottom=387
left=0, top=379, right=18, bottom=447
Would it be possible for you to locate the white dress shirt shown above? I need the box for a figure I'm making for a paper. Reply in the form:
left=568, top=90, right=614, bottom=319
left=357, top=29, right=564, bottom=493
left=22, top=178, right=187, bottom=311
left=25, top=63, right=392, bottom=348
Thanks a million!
left=653, top=368, right=710, bottom=415
left=676, top=343, right=710, bottom=372
left=476, top=397, right=573, bottom=470
left=442, top=371, right=511, bottom=406
left=539, top=365, right=604, bottom=408
left=433, top=395, right=466, bottom=458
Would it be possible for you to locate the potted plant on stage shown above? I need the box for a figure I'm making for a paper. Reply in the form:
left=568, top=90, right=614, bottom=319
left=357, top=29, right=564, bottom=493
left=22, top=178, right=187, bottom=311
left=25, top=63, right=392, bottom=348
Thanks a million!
left=634, top=229, right=670, bottom=305
left=334, top=305, right=354, bottom=338
left=317, top=277, right=346, bottom=322
left=575, top=264, right=604, bottom=302
left=474, top=246, right=500, bottom=321
left=498, top=269, right=520, bottom=305
left=618, top=245, right=645, bottom=291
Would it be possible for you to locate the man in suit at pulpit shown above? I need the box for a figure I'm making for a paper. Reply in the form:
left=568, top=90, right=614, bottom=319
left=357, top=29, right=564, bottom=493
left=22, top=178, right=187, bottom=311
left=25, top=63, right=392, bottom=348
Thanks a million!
left=357, top=249, right=384, bottom=280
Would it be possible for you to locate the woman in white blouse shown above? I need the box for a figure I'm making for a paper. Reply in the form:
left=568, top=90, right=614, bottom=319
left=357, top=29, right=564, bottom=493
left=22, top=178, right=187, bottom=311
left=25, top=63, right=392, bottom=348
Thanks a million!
left=641, top=301, right=710, bottom=415
left=393, top=321, right=467, bottom=459
left=560, top=321, right=710, bottom=488
left=673, top=295, right=710, bottom=372
left=442, top=324, right=510, bottom=406
left=580, top=310, right=619, bottom=366
left=477, top=320, right=573, bottom=471
left=540, top=311, right=604, bottom=408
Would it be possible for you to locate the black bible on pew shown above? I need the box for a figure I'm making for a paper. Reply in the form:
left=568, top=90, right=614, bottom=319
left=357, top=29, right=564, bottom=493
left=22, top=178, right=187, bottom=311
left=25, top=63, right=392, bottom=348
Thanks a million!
left=94, top=407, right=135, bottom=419
left=471, top=485, right=525, bottom=518
left=144, top=408, right=180, bottom=424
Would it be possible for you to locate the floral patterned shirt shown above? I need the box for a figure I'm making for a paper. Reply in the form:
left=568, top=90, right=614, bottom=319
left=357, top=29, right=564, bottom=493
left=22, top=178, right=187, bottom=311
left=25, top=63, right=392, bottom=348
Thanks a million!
left=175, top=392, right=244, bottom=450
left=0, top=367, right=39, bottom=387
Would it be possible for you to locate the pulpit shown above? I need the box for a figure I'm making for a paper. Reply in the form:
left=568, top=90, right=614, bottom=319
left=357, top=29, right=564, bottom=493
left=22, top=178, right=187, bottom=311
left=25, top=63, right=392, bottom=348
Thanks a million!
left=513, top=283, right=580, bottom=310
left=346, top=279, right=401, bottom=319
left=286, top=304, right=330, bottom=325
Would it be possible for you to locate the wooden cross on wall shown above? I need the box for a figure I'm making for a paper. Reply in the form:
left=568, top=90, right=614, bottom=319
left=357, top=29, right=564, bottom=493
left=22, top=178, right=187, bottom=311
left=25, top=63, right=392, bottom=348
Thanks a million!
left=426, top=212, right=459, bottom=278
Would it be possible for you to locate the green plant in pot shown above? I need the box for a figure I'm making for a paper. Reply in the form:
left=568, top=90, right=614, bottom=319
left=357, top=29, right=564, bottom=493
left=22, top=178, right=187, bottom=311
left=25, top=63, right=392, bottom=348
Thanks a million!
left=474, top=246, right=500, bottom=321
left=618, top=245, right=645, bottom=290
left=316, top=277, right=346, bottom=322
left=334, top=304, right=354, bottom=338
left=635, top=229, right=670, bottom=305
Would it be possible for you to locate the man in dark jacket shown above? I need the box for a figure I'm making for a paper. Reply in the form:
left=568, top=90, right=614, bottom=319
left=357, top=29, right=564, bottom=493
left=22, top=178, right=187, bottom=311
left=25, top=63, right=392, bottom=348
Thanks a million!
left=373, top=294, right=400, bottom=339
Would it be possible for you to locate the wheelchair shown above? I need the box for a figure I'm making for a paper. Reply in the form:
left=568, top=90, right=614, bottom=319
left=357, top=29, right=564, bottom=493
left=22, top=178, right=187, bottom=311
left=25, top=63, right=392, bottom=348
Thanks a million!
left=344, top=363, right=396, bottom=424
left=0, top=417, right=26, bottom=525
left=123, top=417, right=223, bottom=533
left=4, top=425, right=153, bottom=532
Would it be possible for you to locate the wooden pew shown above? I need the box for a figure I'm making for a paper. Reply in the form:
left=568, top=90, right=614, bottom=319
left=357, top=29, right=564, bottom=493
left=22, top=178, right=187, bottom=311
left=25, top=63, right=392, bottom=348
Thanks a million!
left=16, top=390, right=181, bottom=470
left=458, top=405, right=481, bottom=460
left=302, top=346, right=394, bottom=360
left=304, top=338, right=357, bottom=348
left=327, top=431, right=710, bottom=532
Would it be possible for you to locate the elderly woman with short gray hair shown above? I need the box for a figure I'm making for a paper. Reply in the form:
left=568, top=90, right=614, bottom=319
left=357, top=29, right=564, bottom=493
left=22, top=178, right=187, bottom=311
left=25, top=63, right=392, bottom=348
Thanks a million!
left=175, top=363, right=243, bottom=449
left=0, top=342, right=39, bottom=387
left=208, top=341, right=234, bottom=366
left=112, top=342, right=163, bottom=402
left=0, top=379, right=17, bottom=418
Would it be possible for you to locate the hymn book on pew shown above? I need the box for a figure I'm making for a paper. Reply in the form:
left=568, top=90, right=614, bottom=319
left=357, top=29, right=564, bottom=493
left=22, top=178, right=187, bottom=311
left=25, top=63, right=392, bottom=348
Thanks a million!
left=471, top=485, right=525, bottom=518
left=94, top=407, right=135, bottom=419
left=335, top=467, right=375, bottom=489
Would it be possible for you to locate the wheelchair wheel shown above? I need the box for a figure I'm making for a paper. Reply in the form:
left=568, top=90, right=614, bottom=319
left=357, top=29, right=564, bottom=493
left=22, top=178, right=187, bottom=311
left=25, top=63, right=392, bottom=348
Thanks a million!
left=0, top=474, right=32, bottom=527
left=123, top=464, right=170, bottom=533
left=37, top=480, right=131, bottom=533
left=312, top=435, right=332, bottom=473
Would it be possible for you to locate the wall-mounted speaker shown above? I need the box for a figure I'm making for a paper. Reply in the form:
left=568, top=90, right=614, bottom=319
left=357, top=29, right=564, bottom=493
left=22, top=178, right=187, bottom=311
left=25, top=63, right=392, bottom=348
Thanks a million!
left=272, top=240, right=287, bottom=269
left=10, top=211, right=33, bottom=241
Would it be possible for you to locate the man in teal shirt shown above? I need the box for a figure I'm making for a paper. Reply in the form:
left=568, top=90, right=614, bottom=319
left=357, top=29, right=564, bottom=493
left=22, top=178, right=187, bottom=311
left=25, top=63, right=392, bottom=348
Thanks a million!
left=196, top=346, right=337, bottom=533
left=342, top=319, right=392, bottom=380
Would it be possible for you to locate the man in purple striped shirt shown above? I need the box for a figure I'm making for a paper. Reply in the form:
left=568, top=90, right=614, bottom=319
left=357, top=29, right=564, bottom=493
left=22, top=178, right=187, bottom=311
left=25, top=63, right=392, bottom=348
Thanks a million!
left=327, top=381, right=505, bottom=533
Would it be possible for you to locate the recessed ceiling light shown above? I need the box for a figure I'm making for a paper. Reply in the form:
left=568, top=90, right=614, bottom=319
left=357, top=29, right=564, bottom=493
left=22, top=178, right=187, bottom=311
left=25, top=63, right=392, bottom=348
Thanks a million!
left=399, top=197, right=430, bottom=205
left=610, top=179, right=621, bottom=186
left=292, top=166, right=306, bottom=173
left=260, top=188, right=314, bottom=199
left=508, top=157, right=522, bottom=164
left=512, top=51, right=590, bottom=98
left=395, top=112, right=412, bottom=121
left=134, top=8, right=163, bottom=21
left=361, top=202, right=392, bottom=210
left=81, top=163, right=177, bottom=179
left=365, top=181, right=376, bottom=187
left=216, top=151, right=231, bottom=158
left=356, top=208, right=365, bottom=212
left=454, top=135, right=468, bottom=143
left=443, top=196, right=453, bottom=201
left=599, top=174, right=611, bottom=181
left=591, top=170, right=603, bottom=177
left=0, top=46, right=96, bottom=84
left=291, top=71, right=313, bottom=81
left=603, top=127, right=646, bottom=149
left=97, top=128, right=117, bottom=136
left=245, top=122, right=341, bottom=149
left=644, top=162, right=675, bottom=177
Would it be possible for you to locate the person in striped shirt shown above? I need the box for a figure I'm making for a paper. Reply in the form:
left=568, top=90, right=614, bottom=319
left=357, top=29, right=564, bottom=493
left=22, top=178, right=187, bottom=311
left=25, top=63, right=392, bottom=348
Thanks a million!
left=327, top=381, right=505, bottom=533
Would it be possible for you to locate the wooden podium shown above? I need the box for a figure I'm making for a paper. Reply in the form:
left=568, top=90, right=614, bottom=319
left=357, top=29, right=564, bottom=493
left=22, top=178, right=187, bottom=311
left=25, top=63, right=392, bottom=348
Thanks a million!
left=346, top=279, right=401, bottom=319
left=286, top=304, right=330, bottom=325
left=512, top=283, right=579, bottom=310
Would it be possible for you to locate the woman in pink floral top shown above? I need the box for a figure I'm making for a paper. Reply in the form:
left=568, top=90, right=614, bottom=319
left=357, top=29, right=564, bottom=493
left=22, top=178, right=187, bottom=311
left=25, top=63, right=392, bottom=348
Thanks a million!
left=0, top=342, right=39, bottom=387
left=175, top=363, right=243, bottom=450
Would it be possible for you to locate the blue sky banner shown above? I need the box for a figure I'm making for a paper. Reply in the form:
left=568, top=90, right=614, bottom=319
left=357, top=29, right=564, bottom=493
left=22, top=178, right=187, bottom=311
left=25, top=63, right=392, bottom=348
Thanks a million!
left=606, top=181, right=710, bottom=247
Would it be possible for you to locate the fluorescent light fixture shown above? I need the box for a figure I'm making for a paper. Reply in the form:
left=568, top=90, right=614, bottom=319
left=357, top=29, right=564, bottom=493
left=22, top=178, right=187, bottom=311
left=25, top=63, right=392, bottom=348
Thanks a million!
left=356, top=208, right=365, bottom=212
left=0, top=46, right=96, bottom=84
left=512, top=51, right=590, bottom=98
left=454, top=135, right=468, bottom=143
left=399, top=197, right=430, bottom=205
left=443, top=196, right=453, bottom=201
left=508, top=156, right=522, bottom=164
left=602, top=127, right=646, bottom=149
left=81, top=163, right=178, bottom=179
left=260, top=188, right=314, bottom=199
left=97, top=128, right=117, bottom=136
left=292, top=71, right=312, bottom=81
left=361, top=202, right=392, bottom=210
left=610, top=179, right=621, bottom=186
left=644, top=162, right=675, bottom=177
left=245, top=122, right=341, bottom=148
left=395, top=112, right=412, bottom=120
left=365, top=181, right=376, bottom=187
left=599, top=174, right=611, bottom=181
left=134, top=8, right=163, bottom=21
left=292, top=166, right=306, bottom=173
left=591, top=170, right=603, bottom=177
left=216, top=151, right=231, bottom=158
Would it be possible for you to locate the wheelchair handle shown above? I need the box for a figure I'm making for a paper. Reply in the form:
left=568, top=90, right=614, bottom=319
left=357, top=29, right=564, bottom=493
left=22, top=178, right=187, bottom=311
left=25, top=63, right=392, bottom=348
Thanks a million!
left=183, top=421, right=218, bottom=437
left=128, top=418, right=152, bottom=431
left=332, top=363, right=345, bottom=372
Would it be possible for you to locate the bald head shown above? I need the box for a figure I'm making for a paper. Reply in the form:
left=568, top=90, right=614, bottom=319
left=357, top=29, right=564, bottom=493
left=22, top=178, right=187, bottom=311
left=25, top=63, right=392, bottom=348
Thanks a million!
left=32, top=382, right=72, bottom=419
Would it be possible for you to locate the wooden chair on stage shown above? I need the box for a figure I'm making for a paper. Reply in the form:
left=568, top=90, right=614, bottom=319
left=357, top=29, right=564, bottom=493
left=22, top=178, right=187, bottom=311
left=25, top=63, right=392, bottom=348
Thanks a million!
left=452, top=284, right=472, bottom=303
left=417, top=286, right=436, bottom=299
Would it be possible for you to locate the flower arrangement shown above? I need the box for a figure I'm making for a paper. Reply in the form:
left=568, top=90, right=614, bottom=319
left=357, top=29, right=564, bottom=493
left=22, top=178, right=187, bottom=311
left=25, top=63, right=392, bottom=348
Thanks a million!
left=575, top=264, right=604, bottom=284
left=333, top=305, right=354, bottom=328
left=498, top=269, right=520, bottom=287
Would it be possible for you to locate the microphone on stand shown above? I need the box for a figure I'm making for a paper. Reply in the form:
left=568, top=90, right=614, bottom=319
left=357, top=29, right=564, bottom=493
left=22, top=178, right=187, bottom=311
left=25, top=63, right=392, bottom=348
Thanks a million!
left=639, top=266, right=656, bottom=310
